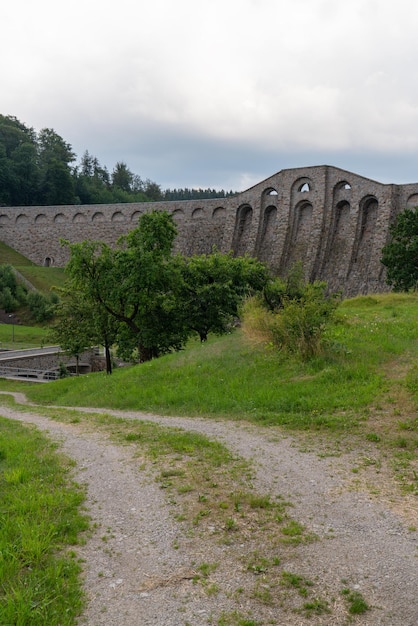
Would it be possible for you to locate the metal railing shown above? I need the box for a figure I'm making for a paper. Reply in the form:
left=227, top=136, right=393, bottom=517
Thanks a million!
left=0, top=342, right=49, bottom=352
left=0, top=366, right=59, bottom=381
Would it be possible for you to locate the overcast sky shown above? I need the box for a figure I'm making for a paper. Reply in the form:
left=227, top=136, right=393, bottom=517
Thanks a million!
left=3, top=0, right=418, bottom=191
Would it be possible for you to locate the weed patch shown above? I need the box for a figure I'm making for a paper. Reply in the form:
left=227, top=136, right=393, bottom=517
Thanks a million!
left=341, top=587, right=370, bottom=615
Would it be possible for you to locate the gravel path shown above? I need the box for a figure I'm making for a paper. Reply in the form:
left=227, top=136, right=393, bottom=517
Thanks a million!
left=1, top=394, right=417, bottom=625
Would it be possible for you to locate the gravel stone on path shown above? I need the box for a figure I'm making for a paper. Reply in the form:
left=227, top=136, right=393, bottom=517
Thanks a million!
left=1, top=395, right=417, bottom=625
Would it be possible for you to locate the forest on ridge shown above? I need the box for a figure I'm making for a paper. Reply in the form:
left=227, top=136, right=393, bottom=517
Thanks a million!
left=0, top=114, right=236, bottom=207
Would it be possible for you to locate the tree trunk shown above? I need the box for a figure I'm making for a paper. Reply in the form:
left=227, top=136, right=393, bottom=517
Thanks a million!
left=138, top=344, right=158, bottom=363
left=105, top=344, right=112, bottom=374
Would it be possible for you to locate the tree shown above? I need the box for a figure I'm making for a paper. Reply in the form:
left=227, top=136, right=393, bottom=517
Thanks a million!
left=37, top=128, right=75, bottom=166
left=51, top=287, right=118, bottom=374
left=74, top=152, right=112, bottom=204
left=0, top=115, right=38, bottom=205
left=27, top=291, right=57, bottom=322
left=0, top=114, right=164, bottom=206
left=11, top=142, right=39, bottom=205
left=0, top=115, right=36, bottom=157
left=40, top=159, right=76, bottom=205
left=37, top=128, right=76, bottom=204
left=179, top=251, right=269, bottom=342
left=79, top=150, right=95, bottom=177
left=61, top=211, right=269, bottom=362
left=62, top=210, right=188, bottom=362
left=0, top=144, right=14, bottom=205
left=50, top=297, right=92, bottom=375
left=0, top=265, right=27, bottom=311
left=111, top=161, right=133, bottom=192
left=163, top=187, right=237, bottom=201
left=381, top=207, right=418, bottom=291
left=143, top=179, right=162, bottom=201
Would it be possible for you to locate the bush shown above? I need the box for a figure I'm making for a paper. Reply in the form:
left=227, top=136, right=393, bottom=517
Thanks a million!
left=381, top=207, right=418, bottom=291
left=27, top=291, right=56, bottom=322
left=0, top=287, right=19, bottom=313
left=0, top=265, right=17, bottom=292
left=271, top=283, right=339, bottom=358
left=242, top=266, right=340, bottom=359
left=0, top=265, right=28, bottom=311
left=263, top=260, right=307, bottom=310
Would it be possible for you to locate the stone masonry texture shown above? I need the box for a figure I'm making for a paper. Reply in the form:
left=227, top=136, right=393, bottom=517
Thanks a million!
left=1, top=164, right=418, bottom=296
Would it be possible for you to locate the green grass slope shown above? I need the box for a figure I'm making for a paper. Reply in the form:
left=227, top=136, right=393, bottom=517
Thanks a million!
left=0, top=242, right=35, bottom=266
left=21, top=293, right=418, bottom=431
left=0, top=417, right=87, bottom=625
left=0, top=241, right=66, bottom=293
left=16, top=266, right=66, bottom=293
left=0, top=323, right=50, bottom=349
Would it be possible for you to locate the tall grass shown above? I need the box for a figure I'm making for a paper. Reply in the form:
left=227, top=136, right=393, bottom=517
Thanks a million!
left=20, top=293, right=418, bottom=431
left=0, top=417, right=88, bottom=625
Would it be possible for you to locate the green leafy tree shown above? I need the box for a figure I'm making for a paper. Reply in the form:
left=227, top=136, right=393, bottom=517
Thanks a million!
left=74, top=152, right=112, bottom=204
left=27, top=291, right=57, bottom=322
left=0, top=265, right=27, bottom=311
left=0, top=287, right=19, bottom=313
left=37, top=128, right=76, bottom=204
left=0, top=115, right=163, bottom=206
left=61, top=212, right=269, bottom=361
left=11, top=142, right=39, bottom=205
left=62, top=210, right=188, bottom=362
left=50, top=298, right=91, bottom=375
left=0, top=265, right=18, bottom=292
left=51, top=288, right=118, bottom=374
left=0, top=144, right=14, bottom=205
left=179, top=251, right=269, bottom=342
left=381, top=207, right=418, bottom=291
left=0, top=115, right=38, bottom=205
left=111, top=161, right=133, bottom=192
left=143, top=179, right=162, bottom=201
left=37, top=128, right=75, bottom=166
left=0, top=115, right=36, bottom=157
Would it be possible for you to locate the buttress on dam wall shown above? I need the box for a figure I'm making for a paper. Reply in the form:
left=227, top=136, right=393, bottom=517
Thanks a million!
left=1, top=164, right=417, bottom=296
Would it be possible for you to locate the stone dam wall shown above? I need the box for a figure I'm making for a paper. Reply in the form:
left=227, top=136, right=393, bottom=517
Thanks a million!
left=2, top=164, right=418, bottom=296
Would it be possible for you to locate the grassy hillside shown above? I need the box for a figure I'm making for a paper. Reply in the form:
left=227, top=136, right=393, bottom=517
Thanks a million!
left=0, top=417, right=87, bottom=625
left=15, top=266, right=67, bottom=293
left=0, top=323, right=50, bottom=349
left=0, top=242, right=35, bottom=266
left=0, top=241, right=66, bottom=326
left=0, top=241, right=67, bottom=293
left=21, top=292, right=418, bottom=431
left=0, top=291, right=416, bottom=623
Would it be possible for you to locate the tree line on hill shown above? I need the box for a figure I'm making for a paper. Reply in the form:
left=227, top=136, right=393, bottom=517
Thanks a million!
left=0, top=114, right=236, bottom=207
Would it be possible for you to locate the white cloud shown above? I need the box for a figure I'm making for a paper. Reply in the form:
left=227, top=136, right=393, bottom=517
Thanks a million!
left=3, top=0, right=418, bottom=188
